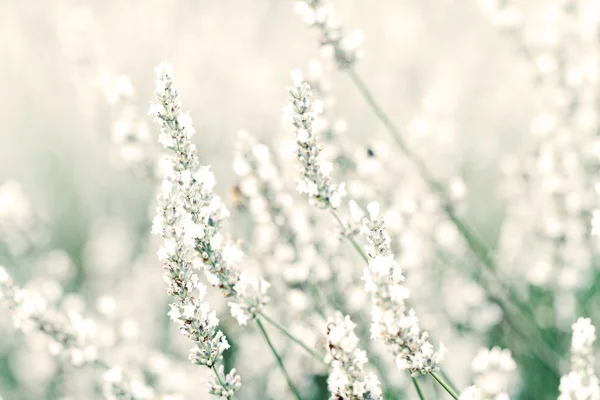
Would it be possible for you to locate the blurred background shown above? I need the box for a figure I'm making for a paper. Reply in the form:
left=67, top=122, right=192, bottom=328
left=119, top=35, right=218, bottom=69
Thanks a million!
left=0, top=0, right=598, bottom=399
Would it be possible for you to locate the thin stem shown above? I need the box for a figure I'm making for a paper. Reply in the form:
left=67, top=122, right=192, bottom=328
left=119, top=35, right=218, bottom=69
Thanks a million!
left=430, top=372, right=459, bottom=400
left=307, top=282, right=328, bottom=319
left=411, top=376, right=426, bottom=400
left=197, top=340, right=229, bottom=395
left=211, top=365, right=227, bottom=393
left=256, top=318, right=304, bottom=400
left=330, top=209, right=368, bottom=263
left=438, top=369, right=458, bottom=395
left=346, top=67, right=562, bottom=370
left=259, top=312, right=326, bottom=364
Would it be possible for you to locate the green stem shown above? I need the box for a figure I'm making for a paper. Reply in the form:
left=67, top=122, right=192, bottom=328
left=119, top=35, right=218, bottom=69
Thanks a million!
left=430, top=372, right=459, bottom=399
left=197, top=341, right=229, bottom=394
left=411, top=377, right=426, bottom=400
left=330, top=209, right=368, bottom=263
left=256, top=318, right=304, bottom=400
left=347, top=67, right=562, bottom=371
left=211, top=365, right=228, bottom=393
left=259, top=312, right=326, bottom=364
left=438, top=370, right=458, bottom=395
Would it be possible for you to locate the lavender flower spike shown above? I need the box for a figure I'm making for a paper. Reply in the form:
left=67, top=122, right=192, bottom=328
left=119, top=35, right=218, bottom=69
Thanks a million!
left=326, top=312, right=383, bottom=400
left=287, top=70, right=346, bottom=210
left=360, top=202, right=447, bottom=376
left=558, top=318, right=600, bottom=400
left=149, top=62, right=241, bottom=398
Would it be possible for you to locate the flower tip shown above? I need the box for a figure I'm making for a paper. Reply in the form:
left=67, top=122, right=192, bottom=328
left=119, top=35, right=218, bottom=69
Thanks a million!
left=154, top=61, right=173, bottom=79
left=366, top=201, right=380, bottom=219
left=291, top=69, right=304, bottom=86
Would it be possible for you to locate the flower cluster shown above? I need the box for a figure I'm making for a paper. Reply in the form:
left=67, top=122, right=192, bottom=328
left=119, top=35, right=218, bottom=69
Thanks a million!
left=460, top=386, right=483, bottom=400
left=558, top=317, right=600, bottom=400
left=233, top=130, right=299, bottom=257
left=470, top=347, right=516, bottom=400
left=360, top=202, right=446, bottom=376
left=287, top=72, right=346, bottom=209
left=497, top=1, right=600, bottom=293
left=149, top=62, right=270, bottom=327
left=0, top=180, right=46, bottom=256
left=0, top=266, right=97, bottom=366
left=326, top=313, right=383, bottom=400
left=102, top=366, right=155, bottom=400
left=99, top=71, right=158, bottom=177
left=148, top=62, right=242, bottom=398
left=294, top=1, right=364, bottom=69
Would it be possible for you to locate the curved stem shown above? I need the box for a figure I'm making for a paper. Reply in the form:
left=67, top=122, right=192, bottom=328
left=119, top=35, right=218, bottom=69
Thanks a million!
left=256, top=318, right=304, bottom=400
left=330, top=209, right=368, bottom=263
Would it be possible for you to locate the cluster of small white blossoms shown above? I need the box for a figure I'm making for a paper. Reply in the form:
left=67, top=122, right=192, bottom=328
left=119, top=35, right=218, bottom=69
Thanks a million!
left=294, top=1, right=364, bottom=69
left=287, top=71, right=346, bottom=210
left=148, top=62, right=247, bottom=398
left=470, top=347, right=516, bottom=400
left=0, top=180, right=46, bottom=256
left=360, top=202, right=446, bottom=376
left=497, top=1, right=600, bottom=292
left=300, top=60, right=359, bottom=193
left=149, top=63, right=270, bottom=325
left=0, top=266, right=97, bottom=366
left=233, top=131, right=299, bottom=256
left=100, top=71, right=157, bottom=177
left=558, top=318, right=600, bottom=400
left=326, top=313, right=383, bottom=400
left=102, top=366, right=160, bottom=400
left=460, top=386, right=483, bottom=400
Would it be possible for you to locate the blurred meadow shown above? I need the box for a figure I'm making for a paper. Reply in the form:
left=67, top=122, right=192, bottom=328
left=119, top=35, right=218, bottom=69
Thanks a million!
left=0, top=0, right=599, bottom=399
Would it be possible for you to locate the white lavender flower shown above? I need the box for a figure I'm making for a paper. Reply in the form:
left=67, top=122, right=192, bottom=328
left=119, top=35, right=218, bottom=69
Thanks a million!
left=233, top=130, right=298, bottom=255
left=360, top=202, right=446, bottom=376
left=294, top=1, right=364, bottom=69
left=470, top=347, right=516, bottom=400
left=149, top=62, right=243, bottom=398
left=460, top=386, right=483, bottom=400
left=287, top=72, right=346, bottom=210
left=558, top=317, right=600, bottom=400
left=326, top=313, right=382, bottom=400
left=0, top=266, right=97, bottom=367
left=0, top=180, right=46, bottom=256
left=150, top=62, right=270, bottom=328
left=102, top=366, right=155, bottom=400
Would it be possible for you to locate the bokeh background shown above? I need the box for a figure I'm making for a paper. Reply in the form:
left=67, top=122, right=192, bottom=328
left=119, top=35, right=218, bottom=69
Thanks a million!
left=1, top=0, right=597, bottom=399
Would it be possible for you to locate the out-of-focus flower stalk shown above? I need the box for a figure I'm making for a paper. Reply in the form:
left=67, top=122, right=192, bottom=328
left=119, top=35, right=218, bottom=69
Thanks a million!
left=0, top=266, right=170, bottom=400
left=293, top=0, right=561, bottom=375
left=558, top=318, right=600, bottom=400
left=0, top=266, right=96, bottom=367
